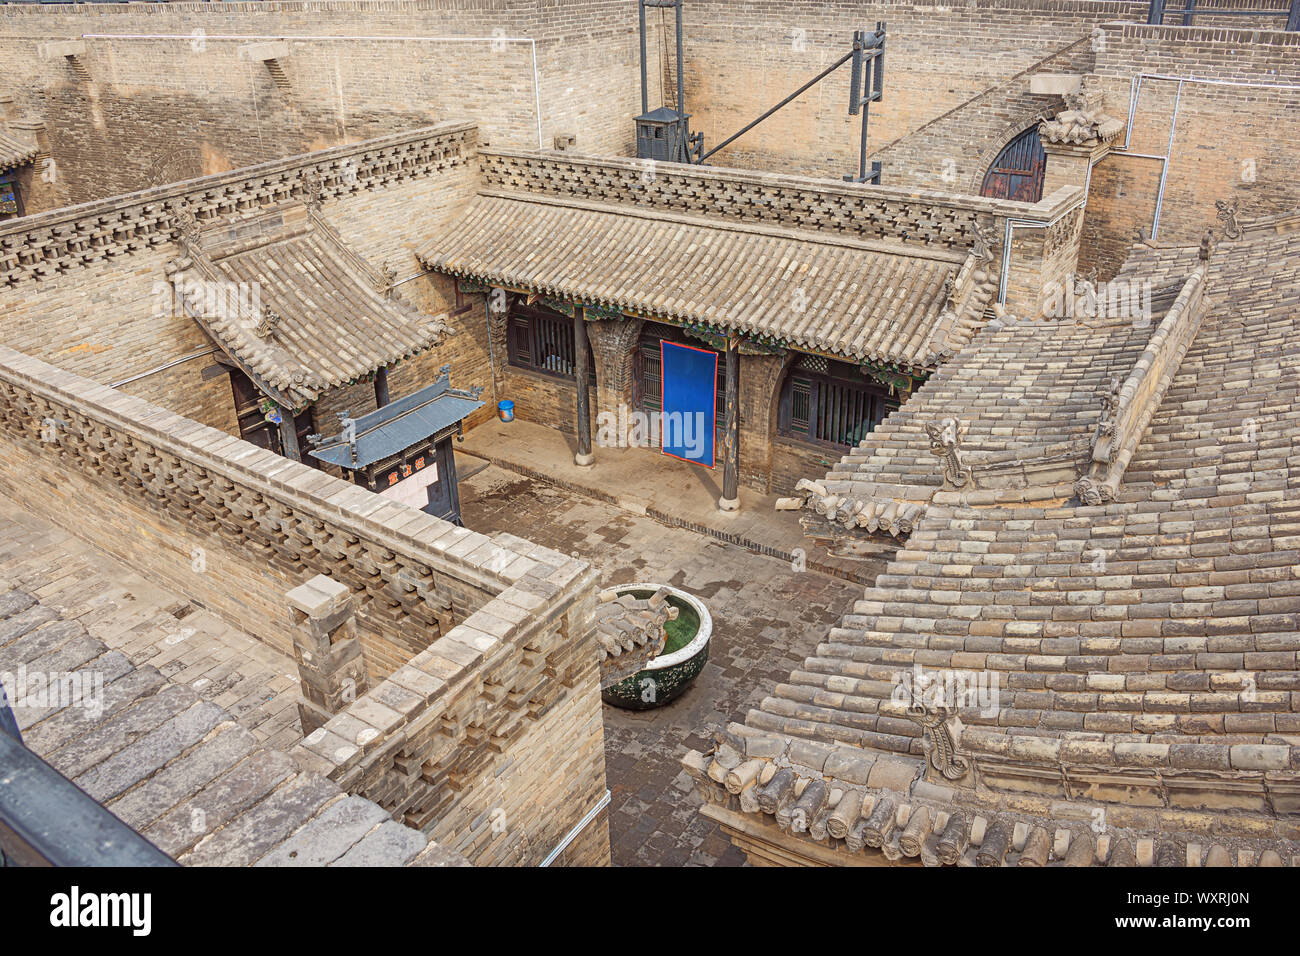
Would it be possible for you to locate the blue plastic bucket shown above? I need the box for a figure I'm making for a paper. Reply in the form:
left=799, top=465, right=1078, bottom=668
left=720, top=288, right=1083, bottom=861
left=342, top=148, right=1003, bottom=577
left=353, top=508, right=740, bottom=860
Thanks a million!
left=498, top=400, right=515, bottom=423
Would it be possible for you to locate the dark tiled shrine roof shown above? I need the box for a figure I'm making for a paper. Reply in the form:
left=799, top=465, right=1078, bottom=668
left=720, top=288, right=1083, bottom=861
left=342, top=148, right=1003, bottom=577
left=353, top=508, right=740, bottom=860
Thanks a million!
left=688, top=220, right=1300, bottom=867
left=420, top=192, right=995, bottom=373
left=170, top=205, right=450, bottom=410
left=0, top=586, right=467, bottom=866
left=0, top=131, right=37, bottom=172
left=308, top=368, right=483, bottom=469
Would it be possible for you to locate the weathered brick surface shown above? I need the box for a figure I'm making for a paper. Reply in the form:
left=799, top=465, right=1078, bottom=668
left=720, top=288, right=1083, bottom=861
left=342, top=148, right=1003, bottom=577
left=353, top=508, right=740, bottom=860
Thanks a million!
left=0, top=1, right=663, bottom=210
left=1084, top=24, right=1300, bottom=275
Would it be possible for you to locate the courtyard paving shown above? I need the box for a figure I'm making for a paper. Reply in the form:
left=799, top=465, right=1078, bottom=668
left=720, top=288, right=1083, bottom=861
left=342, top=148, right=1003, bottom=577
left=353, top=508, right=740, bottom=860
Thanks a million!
left=457, top=457, right=878, bottom=867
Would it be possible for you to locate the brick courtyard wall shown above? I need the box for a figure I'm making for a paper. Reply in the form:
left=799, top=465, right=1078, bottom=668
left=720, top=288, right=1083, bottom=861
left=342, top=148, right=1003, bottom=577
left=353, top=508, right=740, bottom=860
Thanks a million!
left=1083, top=24, right=1300, bottom=277
left=0, top=122, right=485, bottom=433
left=869, top=37, right=1096, bottom=194
left=0, top=0, right=664, bottom=211
left=676, top=0, right=1289, bottom=181
left=497, top=365, right=595, bottom=437
left=0, top=342, right=536, bottom=676
left=290, top=551, right=609, bottom=864
left=675, top=0, right=1141, bottom=180
left=0, top=343, right=609, bottom=865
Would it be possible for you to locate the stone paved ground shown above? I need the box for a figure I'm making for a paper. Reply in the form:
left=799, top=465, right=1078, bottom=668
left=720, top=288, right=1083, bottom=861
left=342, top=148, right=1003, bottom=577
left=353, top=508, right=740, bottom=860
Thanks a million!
left=458, top=459, right=874, bottom=867
left=0, top=495, right=301, bottom=751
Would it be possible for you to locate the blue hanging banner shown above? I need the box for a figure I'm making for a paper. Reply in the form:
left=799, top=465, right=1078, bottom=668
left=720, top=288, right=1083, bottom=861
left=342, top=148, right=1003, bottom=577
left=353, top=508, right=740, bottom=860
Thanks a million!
left=660, top=340, right=717, bottom=467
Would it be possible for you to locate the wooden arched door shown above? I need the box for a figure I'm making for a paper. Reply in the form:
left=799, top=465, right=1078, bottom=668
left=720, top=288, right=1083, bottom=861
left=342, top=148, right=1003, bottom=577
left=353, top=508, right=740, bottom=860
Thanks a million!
left=980, top=127, right=1046, bottom=203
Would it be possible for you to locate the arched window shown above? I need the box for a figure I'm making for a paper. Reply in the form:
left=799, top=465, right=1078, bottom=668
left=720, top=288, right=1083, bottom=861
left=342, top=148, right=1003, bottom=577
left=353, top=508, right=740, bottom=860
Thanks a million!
left=778, top=355, right=898, bottom=449
left=980, top=127, right=1046, bottom=203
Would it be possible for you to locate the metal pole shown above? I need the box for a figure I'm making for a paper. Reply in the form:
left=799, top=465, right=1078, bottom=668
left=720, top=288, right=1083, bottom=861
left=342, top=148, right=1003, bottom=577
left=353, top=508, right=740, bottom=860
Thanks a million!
left=858, top=51, right=872, bottom=182
left=718, top=336, right=740, bottom=513
left=373, top=366, right=391, bottom=408
left=574, top=306, right=594, bottom=467
left=639, top=0, right=649, bottom=116
left=1288, top=0, right=1299, bottom=30
left=699, top=49, right=856, bottom=163
left=675, top=0, right=687, bottom=163
left=1147, top=0, right=1165, bottom=25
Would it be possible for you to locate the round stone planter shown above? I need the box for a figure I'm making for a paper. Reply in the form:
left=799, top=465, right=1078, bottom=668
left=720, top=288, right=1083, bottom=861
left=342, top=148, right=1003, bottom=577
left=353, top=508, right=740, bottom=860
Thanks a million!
left=601, top=583, right=712, bottom=711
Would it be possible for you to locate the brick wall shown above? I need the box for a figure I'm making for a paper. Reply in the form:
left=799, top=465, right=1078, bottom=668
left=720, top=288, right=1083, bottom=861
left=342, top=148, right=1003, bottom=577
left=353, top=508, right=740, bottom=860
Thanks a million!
left=0, top=0, right=667, bottom=211
left=1084, top=24, right=1300, bottom=276
left=0, top=342, right=611, bottom=865
left=677, top=0, right=1148, bottom=180
left=869, top=37, right=1096, bottom=194
left=0, top=122, right=486, bottom=436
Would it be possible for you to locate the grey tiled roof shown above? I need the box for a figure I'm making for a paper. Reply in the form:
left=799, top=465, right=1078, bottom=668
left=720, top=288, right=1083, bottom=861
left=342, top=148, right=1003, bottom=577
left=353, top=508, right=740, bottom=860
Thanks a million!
left=420, top=192, right=995, bottom=372
left=0, top=130, right=37, bottom=172
left=171, top=206, right=450, bottom=410
left=798, top=306, right=1161, bottom=541
left=688, top=217, right=1300, bottom=867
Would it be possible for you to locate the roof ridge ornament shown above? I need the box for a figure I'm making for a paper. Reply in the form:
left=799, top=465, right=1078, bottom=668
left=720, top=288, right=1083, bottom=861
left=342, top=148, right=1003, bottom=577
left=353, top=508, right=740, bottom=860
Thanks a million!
left=255, top=306, right=281, bottom=339
left=1214, top=198, right=1242, bottom=240
left=173, top=201, right=202, bottom=249
left=925, top=417, right=971, bottom=489
left=378, top=260, right=397, bottom=298
left=970, top=220, right=996, bottom=264
left=301, top=168, right=325, bottom=211
left=1198, top=228, right=1216, bottom=261
left=906, top=700, right=970, bottom=782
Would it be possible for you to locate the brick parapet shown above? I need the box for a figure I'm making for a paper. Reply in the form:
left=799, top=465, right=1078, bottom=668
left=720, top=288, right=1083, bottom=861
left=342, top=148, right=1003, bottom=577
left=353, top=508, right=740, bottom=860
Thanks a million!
left=0, top=122, right=478, bottom=287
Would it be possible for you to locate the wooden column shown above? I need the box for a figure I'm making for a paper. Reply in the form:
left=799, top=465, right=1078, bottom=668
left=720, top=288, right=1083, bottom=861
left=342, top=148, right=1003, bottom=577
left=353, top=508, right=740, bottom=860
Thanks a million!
left=373, top=365, right=391, bottom=408
left=574, top=305, right=594, bottom=467
left=718, top=335, right=740, bottom=512
left=279, top=410, right=302, bottom=462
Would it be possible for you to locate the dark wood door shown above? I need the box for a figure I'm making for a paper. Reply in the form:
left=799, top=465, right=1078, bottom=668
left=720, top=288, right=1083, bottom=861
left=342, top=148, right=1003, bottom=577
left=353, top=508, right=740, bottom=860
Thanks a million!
left=230, top=368, right=282, bottom=454
left=980, top=127, right=1047, bottom=203
left=427, top=439, right=462, bottom=526
left=228, top=367, right=317, bottom=465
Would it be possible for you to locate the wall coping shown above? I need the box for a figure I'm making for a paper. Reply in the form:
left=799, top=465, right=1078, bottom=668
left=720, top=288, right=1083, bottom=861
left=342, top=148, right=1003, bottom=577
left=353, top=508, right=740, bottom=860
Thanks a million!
left=1103, top=20, right=1300, bottom=44
left=0, top=120, right=476, bottom=241
left=0, top=0, right=1150, bottom=21
left=480, top=146, right=1079, bottom=223
left=0, top=342, right=567, bottom=599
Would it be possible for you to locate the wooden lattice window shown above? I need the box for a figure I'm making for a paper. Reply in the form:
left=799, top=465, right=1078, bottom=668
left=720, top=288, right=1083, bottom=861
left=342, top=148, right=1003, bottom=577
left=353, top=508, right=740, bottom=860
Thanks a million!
left=507, top=303, right=577, bottom=379
left=779, top=355, right=898, bottom=449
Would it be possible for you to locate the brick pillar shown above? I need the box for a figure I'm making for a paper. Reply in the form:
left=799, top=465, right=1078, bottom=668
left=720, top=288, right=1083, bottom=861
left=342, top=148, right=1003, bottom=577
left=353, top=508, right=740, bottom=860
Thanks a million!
left=1042, top=139, right=1109, bottom=201
left=287, top=574, right=369, bottom=735
left=586, top=317, right=644, bottom=423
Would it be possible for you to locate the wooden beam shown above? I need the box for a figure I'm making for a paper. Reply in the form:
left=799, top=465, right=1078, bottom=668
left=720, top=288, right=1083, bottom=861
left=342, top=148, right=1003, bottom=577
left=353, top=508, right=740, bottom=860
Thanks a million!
left=719, top=334, right=740, bottom=512
left=574, top=306, right=594, bottom=467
